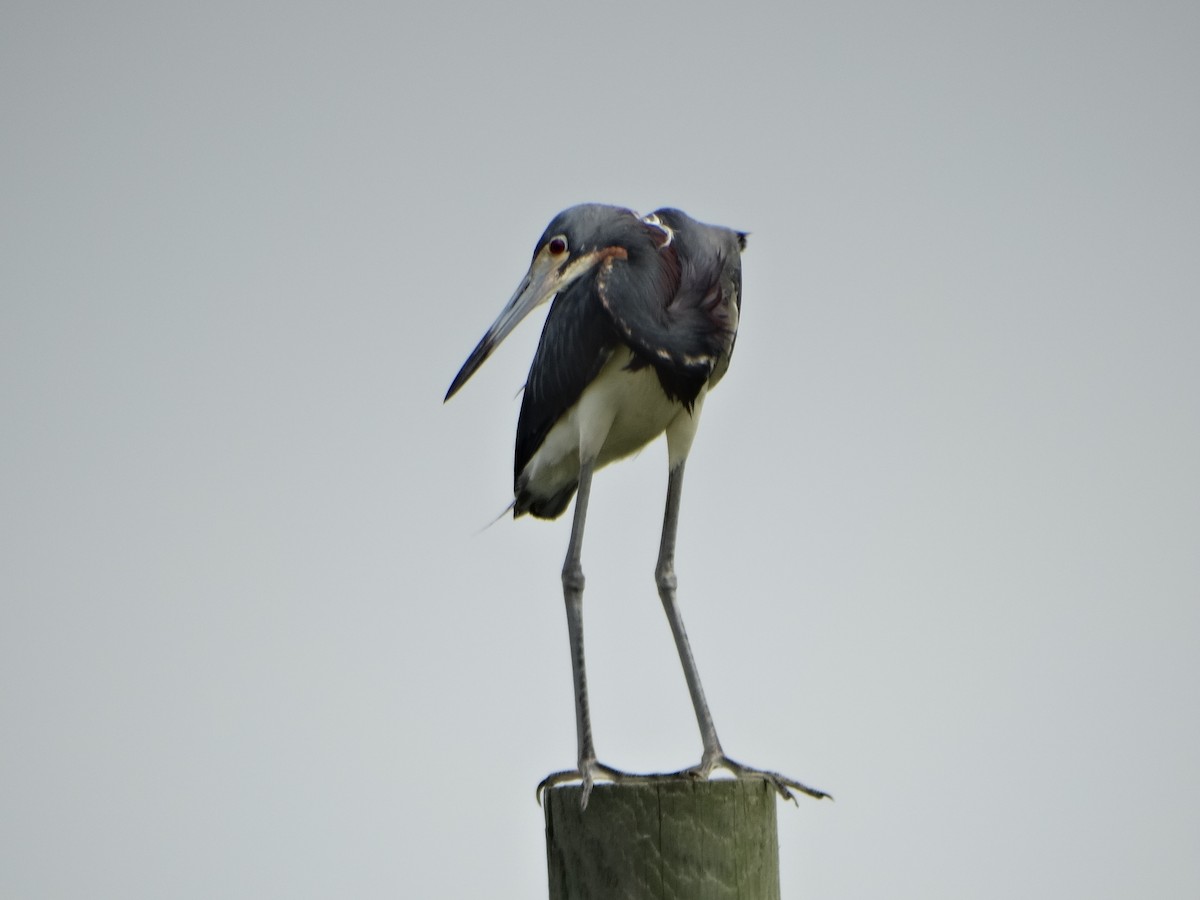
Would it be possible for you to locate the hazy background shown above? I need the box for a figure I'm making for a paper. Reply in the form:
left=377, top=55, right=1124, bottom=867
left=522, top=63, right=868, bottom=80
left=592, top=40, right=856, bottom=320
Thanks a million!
left=3, top=1, right=1197, bottom=897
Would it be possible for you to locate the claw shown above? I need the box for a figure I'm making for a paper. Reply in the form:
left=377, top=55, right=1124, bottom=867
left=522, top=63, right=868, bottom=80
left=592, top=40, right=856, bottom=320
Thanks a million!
left=691, top=754, right=832, bottom=803
left=537, top=756, right=830, bottom=808
left=536, top=760, right=645, bottom=809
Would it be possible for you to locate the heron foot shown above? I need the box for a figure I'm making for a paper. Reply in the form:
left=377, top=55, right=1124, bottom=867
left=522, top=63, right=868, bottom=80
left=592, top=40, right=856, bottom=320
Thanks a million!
left=537, top=759, right=656, bottom=809
left=537, top=755, right=831, bottom=808
left=679, top=753, right=832, bottom=804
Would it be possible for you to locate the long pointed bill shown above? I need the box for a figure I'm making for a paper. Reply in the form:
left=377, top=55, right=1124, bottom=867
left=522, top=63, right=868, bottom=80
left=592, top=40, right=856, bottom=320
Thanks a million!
left=444, top=249, right=600, bottom=401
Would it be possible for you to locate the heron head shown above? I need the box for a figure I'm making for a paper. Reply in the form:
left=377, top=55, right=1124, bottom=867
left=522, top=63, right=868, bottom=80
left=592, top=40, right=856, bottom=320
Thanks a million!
left=444, top=204, right=638, bottom=400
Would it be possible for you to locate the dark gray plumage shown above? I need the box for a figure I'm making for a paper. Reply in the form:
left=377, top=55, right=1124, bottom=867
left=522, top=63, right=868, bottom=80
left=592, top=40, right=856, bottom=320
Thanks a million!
left=446, top=204, right=827, bottom=808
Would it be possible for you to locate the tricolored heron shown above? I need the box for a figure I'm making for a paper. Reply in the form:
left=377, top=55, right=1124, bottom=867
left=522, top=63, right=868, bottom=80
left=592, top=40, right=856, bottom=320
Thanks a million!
left=446, top=204, right=827, bottom=808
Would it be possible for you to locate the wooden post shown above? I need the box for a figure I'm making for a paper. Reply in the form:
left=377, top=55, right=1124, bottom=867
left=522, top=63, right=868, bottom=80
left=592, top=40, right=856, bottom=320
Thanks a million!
left=544, top=778, right=781, bottom=900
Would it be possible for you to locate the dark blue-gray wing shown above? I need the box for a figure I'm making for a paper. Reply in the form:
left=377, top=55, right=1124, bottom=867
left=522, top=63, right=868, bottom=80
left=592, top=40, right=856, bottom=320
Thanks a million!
left=514, top=278, right=619, bottom=510
left=598, top=210, right=742, bottom=408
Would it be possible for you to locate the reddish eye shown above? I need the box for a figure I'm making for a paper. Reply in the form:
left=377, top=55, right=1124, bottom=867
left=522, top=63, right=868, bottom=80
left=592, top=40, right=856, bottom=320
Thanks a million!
left=548, top=237, right=567, bottom=255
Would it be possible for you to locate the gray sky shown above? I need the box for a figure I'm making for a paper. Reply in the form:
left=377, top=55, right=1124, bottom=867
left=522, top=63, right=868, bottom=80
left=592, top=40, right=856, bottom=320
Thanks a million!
left=3, top=1, right=1198, bottom=897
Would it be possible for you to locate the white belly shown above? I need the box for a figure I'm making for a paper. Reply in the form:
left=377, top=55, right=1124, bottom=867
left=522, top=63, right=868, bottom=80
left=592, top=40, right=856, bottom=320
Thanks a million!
left=518, top=347, right=707, bottom=509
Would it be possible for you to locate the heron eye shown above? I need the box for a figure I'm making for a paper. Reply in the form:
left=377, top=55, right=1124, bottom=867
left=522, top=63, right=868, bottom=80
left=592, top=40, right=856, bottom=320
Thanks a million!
left=548, top=237, right=568, bottom=256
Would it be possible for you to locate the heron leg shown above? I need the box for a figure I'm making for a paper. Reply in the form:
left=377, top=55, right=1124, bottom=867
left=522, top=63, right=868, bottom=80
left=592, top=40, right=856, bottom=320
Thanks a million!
left=655, top=460, right=724, bottom=761
left=536, top=460, right=633, bottom=809
left=656, top=460, right=832, bottom=804
left=562, top=460, right=597, bottom=786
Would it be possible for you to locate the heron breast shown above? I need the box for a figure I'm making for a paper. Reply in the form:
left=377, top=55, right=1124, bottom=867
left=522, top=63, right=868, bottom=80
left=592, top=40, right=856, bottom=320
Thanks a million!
left=518, top=348, right=690, bottom=501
